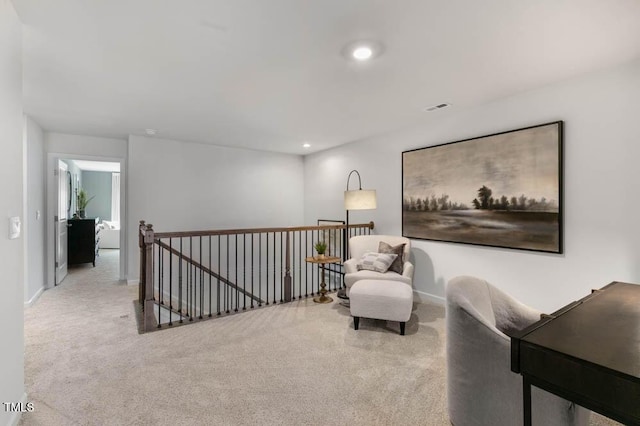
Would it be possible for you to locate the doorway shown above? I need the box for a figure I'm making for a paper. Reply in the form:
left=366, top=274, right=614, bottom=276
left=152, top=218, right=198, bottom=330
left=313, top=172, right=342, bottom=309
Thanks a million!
left=47, top=154, right=126, bottom=287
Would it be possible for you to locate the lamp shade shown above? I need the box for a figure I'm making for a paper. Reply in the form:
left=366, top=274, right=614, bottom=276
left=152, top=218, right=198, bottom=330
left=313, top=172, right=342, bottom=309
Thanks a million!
left=344, top=189, right=377, bottom=210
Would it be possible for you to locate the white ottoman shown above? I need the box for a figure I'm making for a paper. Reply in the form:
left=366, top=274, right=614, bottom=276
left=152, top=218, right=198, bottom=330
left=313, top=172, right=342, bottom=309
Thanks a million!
left=349, top=279, right=413, bottom=335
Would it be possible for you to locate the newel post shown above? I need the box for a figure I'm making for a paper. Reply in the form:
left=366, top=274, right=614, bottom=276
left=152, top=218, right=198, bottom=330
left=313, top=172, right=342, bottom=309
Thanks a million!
left=284, top=231, right=292, bottom=302
left=143, top=224, right=157, bottom=332
left=138, top=220, right=146, bottom=304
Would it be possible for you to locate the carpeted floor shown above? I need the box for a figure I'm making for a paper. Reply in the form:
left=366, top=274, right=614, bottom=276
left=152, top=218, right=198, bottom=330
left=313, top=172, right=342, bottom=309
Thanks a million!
left=21, top=249, right=619, bottom=426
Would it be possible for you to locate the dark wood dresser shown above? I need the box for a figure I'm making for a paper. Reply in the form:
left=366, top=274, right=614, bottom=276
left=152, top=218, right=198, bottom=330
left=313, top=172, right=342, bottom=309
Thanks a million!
left=68, top=218, right=100, bottom=266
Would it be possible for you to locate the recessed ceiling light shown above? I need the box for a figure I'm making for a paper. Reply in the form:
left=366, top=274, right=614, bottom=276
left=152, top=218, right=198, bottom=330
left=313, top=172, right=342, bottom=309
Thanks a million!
left=352, top=46, right=373, bottom=61
left=342, top=40, right=383, bottom=62
left=145, top=128, right=157, bottom=136
left=303, top=143, right=311, bottom=148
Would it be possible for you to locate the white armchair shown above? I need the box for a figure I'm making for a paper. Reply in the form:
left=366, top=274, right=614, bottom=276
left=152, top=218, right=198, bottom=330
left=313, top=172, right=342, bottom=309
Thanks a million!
left=343, top=235, right=414, bottom=296
left=446, top=276, right=590, bottom=426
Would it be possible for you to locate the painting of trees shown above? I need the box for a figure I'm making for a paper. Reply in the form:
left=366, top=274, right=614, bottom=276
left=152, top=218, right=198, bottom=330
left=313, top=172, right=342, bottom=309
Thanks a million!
left=402, top=121, right=563, bottom=253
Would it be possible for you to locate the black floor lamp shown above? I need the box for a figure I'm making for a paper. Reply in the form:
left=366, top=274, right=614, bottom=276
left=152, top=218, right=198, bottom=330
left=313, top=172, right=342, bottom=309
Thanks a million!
left=339, top=170, right=376, bottom=298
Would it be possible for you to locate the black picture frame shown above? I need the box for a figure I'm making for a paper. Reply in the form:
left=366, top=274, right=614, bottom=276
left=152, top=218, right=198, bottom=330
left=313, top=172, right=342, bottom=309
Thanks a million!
left=316, top=219, right=345, bottom=258
left=316, top=219, right=345, bottom=286
left=402, top=121, right=563, bottom=253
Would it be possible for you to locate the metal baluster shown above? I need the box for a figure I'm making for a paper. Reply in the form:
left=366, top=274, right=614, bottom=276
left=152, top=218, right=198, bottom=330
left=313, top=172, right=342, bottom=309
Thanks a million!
left=305, top=230, right=309, bottom=297
left=259, top=233, right=263, bottom=307
left=243, top=234, right=247, bottom=310
left=217, top=235, right=221, bottom=316
left=179, top=238, right=183, bottom=323
left=326, top=230, right=331, bottom=291
left=199, top=236, right=203, bottom=319
left=209, top=236, right=212, bottom=318
left=328, top=229, right=333, bottom=290
left=186, top=237, right=190, bottom=320
left=185, top=239, right=189, bottom=318
left=299, top=230, right=304, bottom=298
left=186, top=238, right=190, bottom=318
left=298, top=231, right=303, bottom=299
left=159, top=240, right=163, bottom=305
left=156, top=241, right=161, bottom=328
left=311, top=229, right=315, bottom=296
left=326, top=229, right=331, bottom=291
left=189, top=236, right=193, bottom=321
left=185, top=237, right=189, bottom=320
left=273, top=231, right=276, bottom=304
left=168, top=238, right=173, bottom=326
left=235, top=234, right=239, bottom=312
left=280, top=232, right=284, bottom=303
left=334, top=228, right=339, bottom=290
left=293, top=231, right=298, bottom=300
left=251, top=233, right=255, bottom=309
left=315, top=229, right=319, bottom=295
left=226, top=235, right=230, bottom=314
left=266, top=233, right=269, bottom=305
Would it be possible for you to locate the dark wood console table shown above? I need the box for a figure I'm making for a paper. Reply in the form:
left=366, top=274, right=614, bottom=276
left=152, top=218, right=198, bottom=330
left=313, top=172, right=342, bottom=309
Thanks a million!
left=511, top=281, right=640, bottom=425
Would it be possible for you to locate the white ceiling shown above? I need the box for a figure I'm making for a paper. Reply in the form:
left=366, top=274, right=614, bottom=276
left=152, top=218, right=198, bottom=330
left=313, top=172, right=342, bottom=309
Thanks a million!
left=13, top=0, right=640, bottom=155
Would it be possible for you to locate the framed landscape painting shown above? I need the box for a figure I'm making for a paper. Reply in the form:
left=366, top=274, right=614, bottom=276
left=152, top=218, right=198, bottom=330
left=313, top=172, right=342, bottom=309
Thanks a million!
left=402, top=121, right=563, bottom=253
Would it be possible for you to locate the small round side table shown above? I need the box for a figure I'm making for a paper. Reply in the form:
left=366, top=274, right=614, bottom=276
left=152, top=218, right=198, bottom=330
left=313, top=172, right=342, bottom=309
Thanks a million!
left=304, top=256, right=341, bottom=303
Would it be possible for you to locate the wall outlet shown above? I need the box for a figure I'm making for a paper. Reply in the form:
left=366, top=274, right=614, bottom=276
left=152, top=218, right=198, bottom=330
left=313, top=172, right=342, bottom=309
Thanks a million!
left=9, top=216, right=21, bottom=239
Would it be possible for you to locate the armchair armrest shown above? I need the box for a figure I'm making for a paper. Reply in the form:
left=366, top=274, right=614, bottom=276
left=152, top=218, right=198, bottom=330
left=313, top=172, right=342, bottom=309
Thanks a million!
left=344, top=258, right=359, bottom=274
left=402, top=261, right=414, bottom=281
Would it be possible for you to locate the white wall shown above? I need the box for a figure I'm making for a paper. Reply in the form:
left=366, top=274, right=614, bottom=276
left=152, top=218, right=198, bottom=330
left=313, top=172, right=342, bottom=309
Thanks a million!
left=46, top=132, right=128, bottom=159
left=304, top=59, right=640, bottom=313
left=127, top=135, right=305, bottom=280
left=24, top=116, right=46, bottom=306
left=81, top=170, right=112, bottom=220
left=0, top=1, right=25, bottom=425
left=44, top=132, right=128, bottom=283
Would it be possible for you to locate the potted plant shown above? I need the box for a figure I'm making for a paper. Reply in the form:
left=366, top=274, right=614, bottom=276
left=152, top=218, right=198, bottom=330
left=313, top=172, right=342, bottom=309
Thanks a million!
left=76, top=189, right=95, bottom=218
left=314, top=241, right=327, bottom=259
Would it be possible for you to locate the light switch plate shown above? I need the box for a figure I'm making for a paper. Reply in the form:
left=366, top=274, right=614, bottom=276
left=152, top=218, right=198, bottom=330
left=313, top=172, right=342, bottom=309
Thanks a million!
left=9, top=216, right=21, bottom=239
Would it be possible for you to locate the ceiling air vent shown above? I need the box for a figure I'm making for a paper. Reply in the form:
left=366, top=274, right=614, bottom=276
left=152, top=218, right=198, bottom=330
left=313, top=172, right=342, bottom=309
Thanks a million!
left=424, top=103, right=451, bottom=112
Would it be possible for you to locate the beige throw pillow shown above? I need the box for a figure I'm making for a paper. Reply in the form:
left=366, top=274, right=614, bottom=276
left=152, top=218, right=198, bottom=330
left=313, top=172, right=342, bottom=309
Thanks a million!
left=357, top=252, right=398, bottom=273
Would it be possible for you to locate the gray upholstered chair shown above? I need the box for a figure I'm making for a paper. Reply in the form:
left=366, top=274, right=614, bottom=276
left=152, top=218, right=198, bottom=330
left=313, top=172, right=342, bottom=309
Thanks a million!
left=445, top=276, right=590, bottom=426
left=343, top=235, right=413, bottom=297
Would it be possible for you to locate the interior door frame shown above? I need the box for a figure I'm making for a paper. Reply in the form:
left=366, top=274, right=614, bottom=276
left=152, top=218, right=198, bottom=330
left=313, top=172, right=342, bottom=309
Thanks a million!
left=46, top=152, right=127, bottom=287
left=55, top=159, right=69, bottom=284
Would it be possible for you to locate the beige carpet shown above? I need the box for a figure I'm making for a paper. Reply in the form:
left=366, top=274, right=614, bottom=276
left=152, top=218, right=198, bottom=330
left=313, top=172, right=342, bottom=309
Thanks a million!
left=21, top=249, right=618, bottom=426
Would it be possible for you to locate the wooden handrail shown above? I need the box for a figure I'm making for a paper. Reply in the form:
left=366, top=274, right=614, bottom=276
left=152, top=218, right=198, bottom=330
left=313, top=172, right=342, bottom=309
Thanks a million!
left=151, top=221, right=374, bottom=239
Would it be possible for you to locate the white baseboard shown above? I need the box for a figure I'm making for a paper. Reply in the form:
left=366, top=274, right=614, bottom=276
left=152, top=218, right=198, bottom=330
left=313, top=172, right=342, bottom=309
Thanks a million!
left=127, top=279, right=138, bottom=286
left=6, top=392, right=28, bottom=426
left=24, top=287, right=44, bottom=308
left=413, top=289, right=445, bottom=306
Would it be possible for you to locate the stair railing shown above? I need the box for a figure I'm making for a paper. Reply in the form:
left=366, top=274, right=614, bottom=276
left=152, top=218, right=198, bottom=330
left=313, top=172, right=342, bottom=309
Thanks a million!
left=138, top=220, right=374, bottom=332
